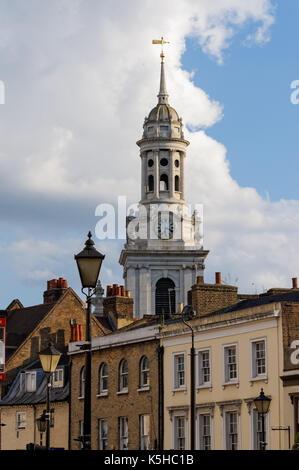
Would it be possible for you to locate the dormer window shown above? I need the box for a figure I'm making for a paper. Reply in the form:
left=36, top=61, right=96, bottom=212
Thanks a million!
left=147, top=126, right=154, bottom=134
left=53, top=368, right=64, bottom=388
left=25, top=371, right=36, bottom=392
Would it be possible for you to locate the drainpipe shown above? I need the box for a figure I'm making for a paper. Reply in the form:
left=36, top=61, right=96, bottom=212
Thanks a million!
left=33, top=404, right=37, bottom=445
left=68, top=359, right=72, bottom=450
left=158, top=346, right=164, bottom=450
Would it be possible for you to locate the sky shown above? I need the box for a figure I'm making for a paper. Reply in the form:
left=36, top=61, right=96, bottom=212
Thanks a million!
left=0, top=0, right=299, bottom=307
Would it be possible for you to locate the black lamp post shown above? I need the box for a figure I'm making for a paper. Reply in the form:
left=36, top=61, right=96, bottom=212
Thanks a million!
left=75, top=231, right=105, bottom=450
left=36, top=413, right=47, bottom=447
left=39, top=342, right=61, bottom=451
left=182, top=306, right=196, bottom=450
left=254, top=388, right=271, bottom=450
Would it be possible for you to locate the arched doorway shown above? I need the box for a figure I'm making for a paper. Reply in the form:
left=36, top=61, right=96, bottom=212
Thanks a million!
left=155, top=278, right=175, bottom=315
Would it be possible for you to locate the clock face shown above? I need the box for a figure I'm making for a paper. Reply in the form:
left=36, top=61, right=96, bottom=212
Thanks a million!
left=155, top=213, right=174, bottom=239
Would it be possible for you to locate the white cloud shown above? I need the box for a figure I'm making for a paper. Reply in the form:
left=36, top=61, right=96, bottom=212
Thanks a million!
left=4, top=0, right=297, bottom=302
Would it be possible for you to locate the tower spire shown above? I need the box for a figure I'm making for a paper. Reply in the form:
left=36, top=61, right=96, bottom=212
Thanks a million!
left=152, top=37, right=170, bottom=104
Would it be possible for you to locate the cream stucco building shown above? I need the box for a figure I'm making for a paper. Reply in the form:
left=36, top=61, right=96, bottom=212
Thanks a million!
left=160, top=289, right=299, bottom=450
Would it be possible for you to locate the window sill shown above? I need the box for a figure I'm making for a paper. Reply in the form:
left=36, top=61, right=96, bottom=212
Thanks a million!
left=249, top=376, right=268, bottom=386
left=197, top=383, right=212, bottom=391
left=97, top=392, right=108, bottom=398
left=172, top=387, right=187, bottom=395
left=137, top=386, right=150, bottom=392
left=222, top=381, right=239, bottom=389
left=117, top=389, right=129, bottom=395
left=78, top=396, right=84, bottom=400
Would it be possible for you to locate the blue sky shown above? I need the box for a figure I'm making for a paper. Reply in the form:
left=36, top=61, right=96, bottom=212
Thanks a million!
left=182, top=0, right=298, bottom=201
left=0, top=0, right=299, bottom=308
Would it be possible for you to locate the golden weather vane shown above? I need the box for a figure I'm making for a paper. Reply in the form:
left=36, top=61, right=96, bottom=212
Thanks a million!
left=152, top=36, right=170, bottom=62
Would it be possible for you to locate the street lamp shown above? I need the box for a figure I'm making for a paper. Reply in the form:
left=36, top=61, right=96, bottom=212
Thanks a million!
left=254, top=388, right=271, bottom=450
left=182, top=305, right=196, bottom=451
left=39, top=342, right=61, bottom=451
left=75, top=231, right=105, bottom=450
left=36, top=413, right=47, bottom=447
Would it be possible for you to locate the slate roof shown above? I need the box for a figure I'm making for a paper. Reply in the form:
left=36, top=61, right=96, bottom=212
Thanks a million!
left=5, top=303, right=56, bottom=350
left=203, top=290, right=299, bottom=318
left=0, top=357, right=69, bottom=406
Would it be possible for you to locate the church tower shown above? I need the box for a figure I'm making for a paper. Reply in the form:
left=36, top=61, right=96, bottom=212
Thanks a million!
left=119, top=46, right=209, bottom=317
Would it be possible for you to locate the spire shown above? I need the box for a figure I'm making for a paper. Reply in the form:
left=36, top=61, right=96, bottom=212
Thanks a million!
left=152, top=37, right=170, bottom=104
left=158, top=52, right=169, bottom=104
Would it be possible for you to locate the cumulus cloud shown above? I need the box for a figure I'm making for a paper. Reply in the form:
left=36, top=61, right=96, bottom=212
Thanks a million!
left=1, top=0, right=293, bottom=305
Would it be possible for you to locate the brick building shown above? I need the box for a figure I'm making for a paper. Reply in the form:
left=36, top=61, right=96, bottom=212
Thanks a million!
left=0, top=278, right=106, bottom=449
left=69, top=285, right=163, bottom=450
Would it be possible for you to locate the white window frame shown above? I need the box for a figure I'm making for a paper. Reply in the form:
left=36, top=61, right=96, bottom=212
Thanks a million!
left=79, top=420, right=84, bottom=449
left=79, top=366, right=85, bottom=399
left=139, top=356, right=150, bottom=389
left=173, top=415, right=187, bottom=450
left=98, top=362, right=108, bottom=396
left=119, top=417, right=128, bottom=450
left=16, top=411, right=26, bottom=430
left=222, top=343, right=239, bottom=386
left=119, top=359, right=128, bottom=393
left=52, top=368, right=64, bottom=388
left=198, top=410, right=214, bottom=450
left=197, top=347, right=212, bottom=389
left=98, top=418, right=108, bottom=450
left=172, top=352, right=187, bottom=391
left=250, top=337, right=267, bottom=381
left=25, top=371, right=36, bottom=392
left=223, top=410, right=241, bottom=450
left=139, top=414, right=150, bottom=450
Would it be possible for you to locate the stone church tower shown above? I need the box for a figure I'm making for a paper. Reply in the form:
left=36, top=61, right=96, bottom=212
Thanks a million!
left=119, top=50, right=209, bottom=317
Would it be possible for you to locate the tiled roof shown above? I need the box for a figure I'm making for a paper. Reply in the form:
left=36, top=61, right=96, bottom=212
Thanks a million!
left=5, top=303, right=56, bottom=349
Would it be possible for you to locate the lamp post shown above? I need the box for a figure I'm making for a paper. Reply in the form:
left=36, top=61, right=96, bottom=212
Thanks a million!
left=254, top=388, right=271, bottom=450
left=36, top=413, right=47, bottom=447
left=182, top=306, right=196, bottom=450
left=75, top=231, right=105, bottom=450
left=39, top=342, right=61, bottom=451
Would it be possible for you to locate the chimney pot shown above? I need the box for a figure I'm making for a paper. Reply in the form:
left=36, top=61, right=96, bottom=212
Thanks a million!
left=292, top=277, right=298, bottom=289
left=106, top=286, right=112, bottom=297
left=215, top=272, right=221, bottom=285
left=178, top=302, right=183, bottom=314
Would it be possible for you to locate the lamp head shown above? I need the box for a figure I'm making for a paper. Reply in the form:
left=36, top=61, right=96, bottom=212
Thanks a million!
left=74, top=232, right=105, bottom=289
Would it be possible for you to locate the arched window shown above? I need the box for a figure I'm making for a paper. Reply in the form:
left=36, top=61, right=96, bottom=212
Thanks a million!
left=175, top=175, right=180, bottom=192
left=99, top=363, right=108, bottom=394
left=160, top=174, right=168, bottom=191
left=80, top=366, right=85, bottom=398
left=140, top=356, right=150, bottom=388
left=155, top=278, right=176, bottom=315
left=119, top=359, right=128, bottom=391
left=148, top=175, right=154, bottom=192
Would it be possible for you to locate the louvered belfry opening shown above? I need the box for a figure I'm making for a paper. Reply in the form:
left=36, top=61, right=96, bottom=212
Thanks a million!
left=155, top=278, right=175, bottom=315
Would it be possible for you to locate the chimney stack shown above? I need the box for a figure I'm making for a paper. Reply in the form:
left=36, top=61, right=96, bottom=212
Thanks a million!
left=103, top=283, right=134, bottom=329
left=43, top=278, right=68, bottom=304
left=292, top=277, right=298, bottom=289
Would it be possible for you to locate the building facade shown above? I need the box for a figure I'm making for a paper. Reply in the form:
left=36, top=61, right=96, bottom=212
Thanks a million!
left=69, top=288, right=162, bottom=450
left=160, top=279, right=299, bottom=450
left=0, top=278, right=105, bottom=450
